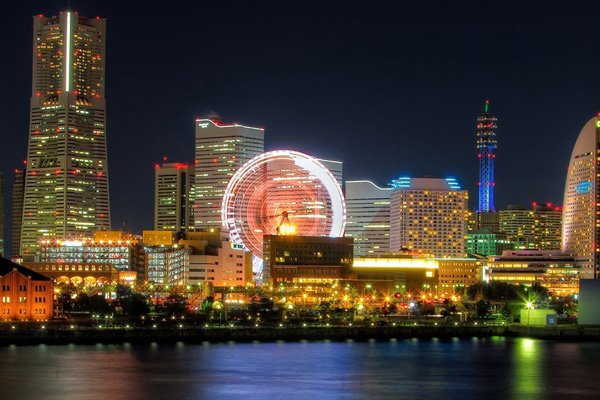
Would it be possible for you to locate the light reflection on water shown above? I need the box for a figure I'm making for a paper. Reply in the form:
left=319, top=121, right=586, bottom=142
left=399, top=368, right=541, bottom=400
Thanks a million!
left=0, top=338, right=599, bottom=400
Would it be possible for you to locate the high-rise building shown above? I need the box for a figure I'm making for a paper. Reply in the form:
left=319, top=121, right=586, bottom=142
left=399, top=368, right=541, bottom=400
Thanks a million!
left=476, top=99, right=497, bottom=212
left=562, top=115, right=600, bottom=279
left=21, top=12, right=110, bottom=257
left=389, top=177, right=468, bottom=258
left=499, top=203, right=562, bottom=251
left=0, top=172, right=4, bottom=257
left=11, top=168, right=26, bottom=257
left=194, top=117, right=264, bottom=231
left=154, top=162, right=194, bottom=232
left=318, top=159, right=343, bottom=189
left=345, top=180, right=392, bottom=256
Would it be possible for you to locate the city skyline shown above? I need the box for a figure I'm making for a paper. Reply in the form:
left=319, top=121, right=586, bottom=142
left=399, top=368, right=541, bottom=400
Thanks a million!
left=1, top=1, right=600, bottom=241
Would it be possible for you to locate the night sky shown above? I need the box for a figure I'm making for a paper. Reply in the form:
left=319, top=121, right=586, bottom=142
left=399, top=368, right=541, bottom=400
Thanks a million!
left=2, top=0, right=600, bottom=248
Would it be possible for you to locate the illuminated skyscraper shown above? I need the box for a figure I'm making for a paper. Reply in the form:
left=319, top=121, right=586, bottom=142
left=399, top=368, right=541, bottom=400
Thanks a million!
left=154, top=162, right=194, bottom=232
left=21, top=12, right=110, bottom=257
left=389, top=177, right=468, bottom=258
left=194, top=117, right=264, bottom=230
left=345, top=180, right=392, bottom=256
left=476, top=99, right=497, bottom=212
left=562, top=114, right=600, bottom=279
left=11, top=168, right=26, bottom=257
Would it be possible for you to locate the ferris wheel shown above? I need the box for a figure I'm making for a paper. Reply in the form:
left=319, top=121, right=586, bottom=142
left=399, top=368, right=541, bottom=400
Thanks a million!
left=221, top=150, right=346, bottom=264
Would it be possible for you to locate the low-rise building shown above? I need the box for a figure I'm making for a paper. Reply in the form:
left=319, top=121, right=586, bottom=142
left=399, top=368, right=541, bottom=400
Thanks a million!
left=263, top=235, right=353, bottom=284
left=487, top=250, right=580, bottom=295
left=0, top=257, right=53, bottom=320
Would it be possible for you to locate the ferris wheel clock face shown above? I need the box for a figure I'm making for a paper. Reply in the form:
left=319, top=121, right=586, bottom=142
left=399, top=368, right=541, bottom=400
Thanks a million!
left=221, top=150, right=346, bottom=261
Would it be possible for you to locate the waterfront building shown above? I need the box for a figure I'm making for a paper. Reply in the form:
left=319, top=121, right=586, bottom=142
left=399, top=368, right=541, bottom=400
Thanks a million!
left=351, top=252, right=482, bottom=294
left=39, top=231, right=145, bottom=281
left=466, top=229, right=513, bottom=256
left=389, top=177, right=467, bottom=258
left=0, top=257, right=53, bottom=320
left=436, top=257, right=485, bottom=293
left=499, top=203, right=561, bottom=251
left=154, top=162, right=195, bottom=232
left=21, top=12, right=111, bottom=257
left=487, top=250, right=580, bottom=295
left=344, top=180, right=392, bottom=257
left=11, top=169, right=26, bottom=257
left=142, top=230, right=252, bottom=286
left=23, top=262, right=121, bottom=285
left=562, top=114, right=600, bottom=279
left=263, top=235, right=353, bottom=284
left=476, top=99, right=497, bottom=212
left=194, top=116, right=264, bottom=231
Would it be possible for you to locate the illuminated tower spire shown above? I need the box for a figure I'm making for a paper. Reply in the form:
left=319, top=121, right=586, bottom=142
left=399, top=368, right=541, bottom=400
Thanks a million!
left=476, top=99, right=497, bottom=212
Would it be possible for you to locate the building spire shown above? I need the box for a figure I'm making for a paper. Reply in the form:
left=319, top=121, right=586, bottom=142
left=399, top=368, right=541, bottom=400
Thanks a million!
left=484, top=99, right=490, bottom=114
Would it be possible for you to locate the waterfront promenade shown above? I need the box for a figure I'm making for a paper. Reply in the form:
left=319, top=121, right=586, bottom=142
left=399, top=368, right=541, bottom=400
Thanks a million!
left=1, top=320, right=598, bottom=345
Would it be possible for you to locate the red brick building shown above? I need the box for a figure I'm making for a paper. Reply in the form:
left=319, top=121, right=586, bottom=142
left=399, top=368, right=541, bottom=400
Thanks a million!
left=0, top=257, right=53, bottom=320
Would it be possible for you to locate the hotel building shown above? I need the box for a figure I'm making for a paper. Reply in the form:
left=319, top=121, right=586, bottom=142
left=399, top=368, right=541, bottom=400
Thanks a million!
left=21, top=12, right=111, bottom=257
left=344, top=180, right=392, bottom=256
left=194, top=117, right=264, bottom=231
left=562, top=115, right=600, bottom=279
left=389, top=177, right=468, bottom=258
left=499, top=203, right=561, bottom=251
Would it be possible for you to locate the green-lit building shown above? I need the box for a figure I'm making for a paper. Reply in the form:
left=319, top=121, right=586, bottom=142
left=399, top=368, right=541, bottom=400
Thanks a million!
left=466, top=229, right=513, bottom=256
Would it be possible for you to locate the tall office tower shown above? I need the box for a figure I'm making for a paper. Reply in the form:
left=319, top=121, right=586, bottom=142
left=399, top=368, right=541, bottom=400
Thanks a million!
left=389, top=177, right=468, bottom=258
left=562, top=115, right=600, bottom=279
left=21, top=12, right=110, bottom=257
left=318, top=159, right=343, bottom=189
left=345, top=180, right=392, bottom=256
left=11, top=169, right=26, bottom=257
left=476, top=99, right=497, bottom=212
left=499, top=203, right=562, bottom=251
left=154, top=162, right=195, bottom=232
left=0, top=172, right=4, bottom=257
left=194, top=117, right=264, bottom=230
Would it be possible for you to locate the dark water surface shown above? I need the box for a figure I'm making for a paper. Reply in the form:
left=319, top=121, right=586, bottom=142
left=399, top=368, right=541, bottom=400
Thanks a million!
left=0, top=337, right=599, bottom=399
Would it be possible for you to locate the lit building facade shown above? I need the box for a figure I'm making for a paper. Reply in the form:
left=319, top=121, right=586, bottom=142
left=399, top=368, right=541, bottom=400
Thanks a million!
left=476, top=99, right=497, bottom=212
left=499, top=203, right=562, bottom=251
left=562, top=115, right=600, bottom=279
left=263, top=235, right=353, bottom=284
left=194, top=117, right=264, bottom=230
left=154, top=162, right=194, bottom=232
left=38, top=231, right=144, bottom=283
left=344, top=180, right=392, bottom=257
left=11, top=168, right=26, bottom=257
left=466, top=229, right=513, bottom=256
left=0, top=258, right=54, bottom=320
left=21, top=12, right=111, bottom=257
left=389, top=177, right=468, bottom=258
left=437, top=258, right=484, bottom=293
left=142, top=230, right=252, bottom=286
left=488, top=250, right=580, bottom=295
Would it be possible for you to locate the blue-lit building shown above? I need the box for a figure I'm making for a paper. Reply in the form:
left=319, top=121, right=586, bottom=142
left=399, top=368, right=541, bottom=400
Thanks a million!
left=476, top=99, right=498, bottom=212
